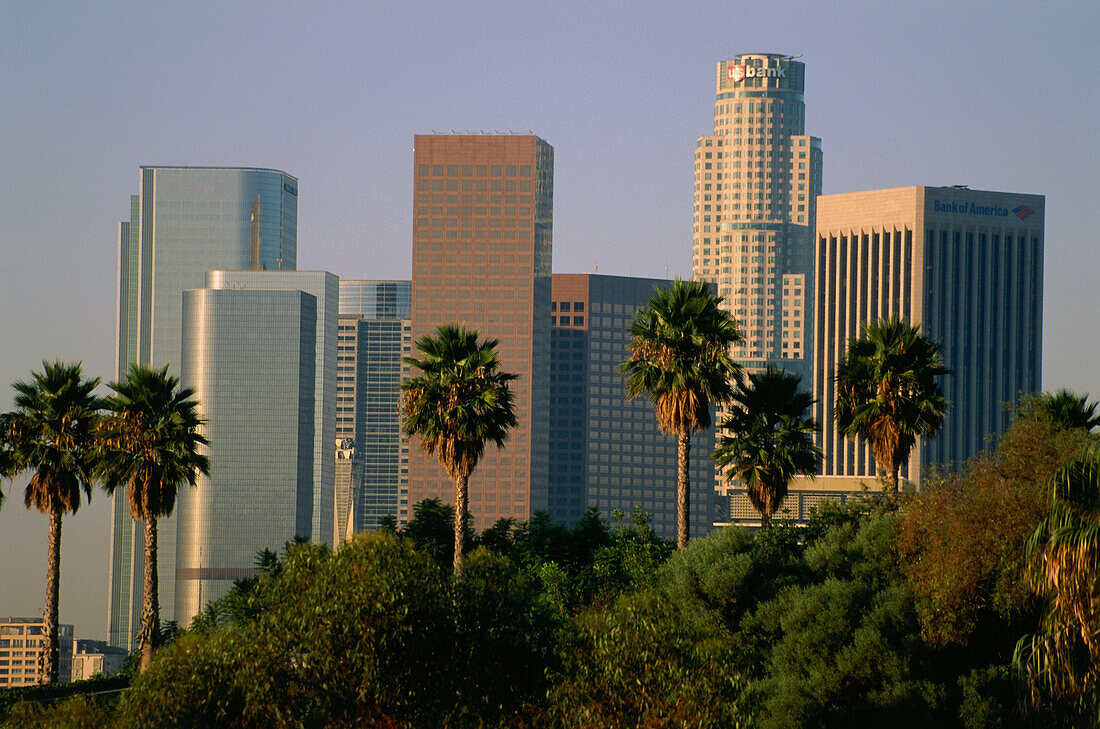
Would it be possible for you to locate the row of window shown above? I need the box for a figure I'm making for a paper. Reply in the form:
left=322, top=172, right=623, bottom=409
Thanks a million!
left=418, top=164, right=533, bottom=178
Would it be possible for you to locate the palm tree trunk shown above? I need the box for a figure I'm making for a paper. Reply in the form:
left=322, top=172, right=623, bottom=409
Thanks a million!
left=453, top=474, right=469, bottom=575
left=677, top=432, right=690, bottom=549
left=138, top=516, right=160, bottom=673
left=39, top=508, right=61, bottom=684
left=887, top=459, right=901, bottom=493
left=872, top=443, right=899, bottom=493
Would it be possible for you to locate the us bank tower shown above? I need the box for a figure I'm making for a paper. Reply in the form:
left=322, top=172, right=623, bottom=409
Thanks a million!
left=692, top=54, right=822, bottom=383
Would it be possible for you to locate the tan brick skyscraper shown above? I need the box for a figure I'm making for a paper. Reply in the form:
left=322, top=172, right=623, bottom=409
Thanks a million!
left=408, top=135, right=553, bottom=528
left=692, top=54, right=822, bottom=384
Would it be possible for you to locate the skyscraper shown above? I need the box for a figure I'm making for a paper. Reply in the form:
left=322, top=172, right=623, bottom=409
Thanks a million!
left=549, top=274, right=717, bottom=539
left=109, top=167, right=298, bottom=648
left=336, top=280, right=412, bottom=534
left=808, top=186, right=1044, bottom=491
left=175, top=270, right=337, bottom=622
left=409, top=135, right=553, bottom=528
left=692, top=54, right=822, bottom=382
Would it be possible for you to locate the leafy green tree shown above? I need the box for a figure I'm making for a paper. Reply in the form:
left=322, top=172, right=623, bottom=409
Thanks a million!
left=478, top=516, right=518, bottom=554
left=656, top=519, right=805, bottom=638
left=2, top=693, right=113, bottom=729
left=451, top=549, right=560, bottom=727
left=5, top=361, right=101, bottom=683
left=897, top=400, right=1095, bottom=649
left=834, top=317, right=949, bottom=492
left=117, top=534, right=558, bottom=728
left=1013, top=441, right=1100, bottom=723
left=399, top=496, right=478, bottom=569
left=401, top=325, right=518, bottom=574
left=620, top=279, right=742, bottom=548
left=96, top=364, right=209, bottom=673
left=549, top=589, right=749, bottom=728
left=714, top=367, right=822, bottom=528
left=740, top=509, right=951, bottom=728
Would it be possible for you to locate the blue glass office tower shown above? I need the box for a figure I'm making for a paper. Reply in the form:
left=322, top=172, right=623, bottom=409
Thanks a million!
left=109, top=167, right=298, bottom=648
left=336, top=281, right=411, bottom=533
left=549, top=274, right=717, bottom=539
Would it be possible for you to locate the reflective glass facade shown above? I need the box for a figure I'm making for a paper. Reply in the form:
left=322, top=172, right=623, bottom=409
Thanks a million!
left=175, top=270, right=336, bottom=622
left=336, top=281, right=411, bottom=534
left=109, top=167, right=297, bottom=648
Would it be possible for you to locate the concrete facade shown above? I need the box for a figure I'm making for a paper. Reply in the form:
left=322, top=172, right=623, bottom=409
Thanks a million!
left=808, top=185, right=1044, bottom=491
left=692, top=54, right=822, bottom=383
left=0, top=618, right=73, bottom=687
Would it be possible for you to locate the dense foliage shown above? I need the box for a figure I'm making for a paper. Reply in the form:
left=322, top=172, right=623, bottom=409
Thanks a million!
left=4, top=397, right=1098, bottom=728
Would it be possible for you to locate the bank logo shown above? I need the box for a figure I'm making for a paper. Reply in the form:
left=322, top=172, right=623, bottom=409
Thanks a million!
left=727, top=63, right=786, bottom=83
left=1013, top=205, right=1035, bottom=220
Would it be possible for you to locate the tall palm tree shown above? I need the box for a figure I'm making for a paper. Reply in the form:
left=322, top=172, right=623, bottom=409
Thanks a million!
left=400, top=325, right=517, bottom=574
left=1013, top=441, right=1100, bottom=720
left=6, top=361, right=101, bottom=683
left=834, top=318, right=949, bottom=493
left=713, top=368, right=822, bottom=529
left=620, top=279, right=742, bottom=548
left=1031, top=388, right=1100, bottom=432
left=97, top=364, right=209, bottom=672
left=0, top=412, right=15, bottom=510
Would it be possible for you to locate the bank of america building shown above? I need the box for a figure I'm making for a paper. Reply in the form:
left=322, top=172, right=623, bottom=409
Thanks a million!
left=784, top=185, right=1045, bottom=509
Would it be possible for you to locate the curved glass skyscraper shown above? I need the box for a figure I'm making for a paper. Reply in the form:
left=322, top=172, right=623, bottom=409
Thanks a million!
left=109, top=167, right=298, bottom=648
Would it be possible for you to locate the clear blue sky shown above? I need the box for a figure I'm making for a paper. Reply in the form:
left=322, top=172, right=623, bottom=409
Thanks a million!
left=1, top=1, right=1097, bottom=640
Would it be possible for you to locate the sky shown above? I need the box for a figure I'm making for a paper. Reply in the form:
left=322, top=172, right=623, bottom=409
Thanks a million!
left=1, top=1, right=1097, bottom=641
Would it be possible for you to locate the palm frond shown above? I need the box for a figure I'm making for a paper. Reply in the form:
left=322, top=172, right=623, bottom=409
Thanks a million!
left=401, top=325, right=517, bottom=481
left=620, top=279, right=742, bottom=435
left=834, top=317, right=948, bottom=488
left=96, top=364, right=210, bottom=521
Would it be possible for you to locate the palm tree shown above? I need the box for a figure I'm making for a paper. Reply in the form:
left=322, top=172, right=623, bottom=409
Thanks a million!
left=5, top=361, right=101, bottom=683
left=620, top=279, right=742, bottom=548
left=400, top=325, right=517, bottom=574
left=713, top=368, right=822, bottom=529
left=1030, top=389, right=1100, bottom=432
left=0, top=412, right=15, bottom=510
left=97, top=364, right=209, bottom=672
left=834, top=317, right=949, bottom=493
left=1013, top=441, right=1100, bottom=720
